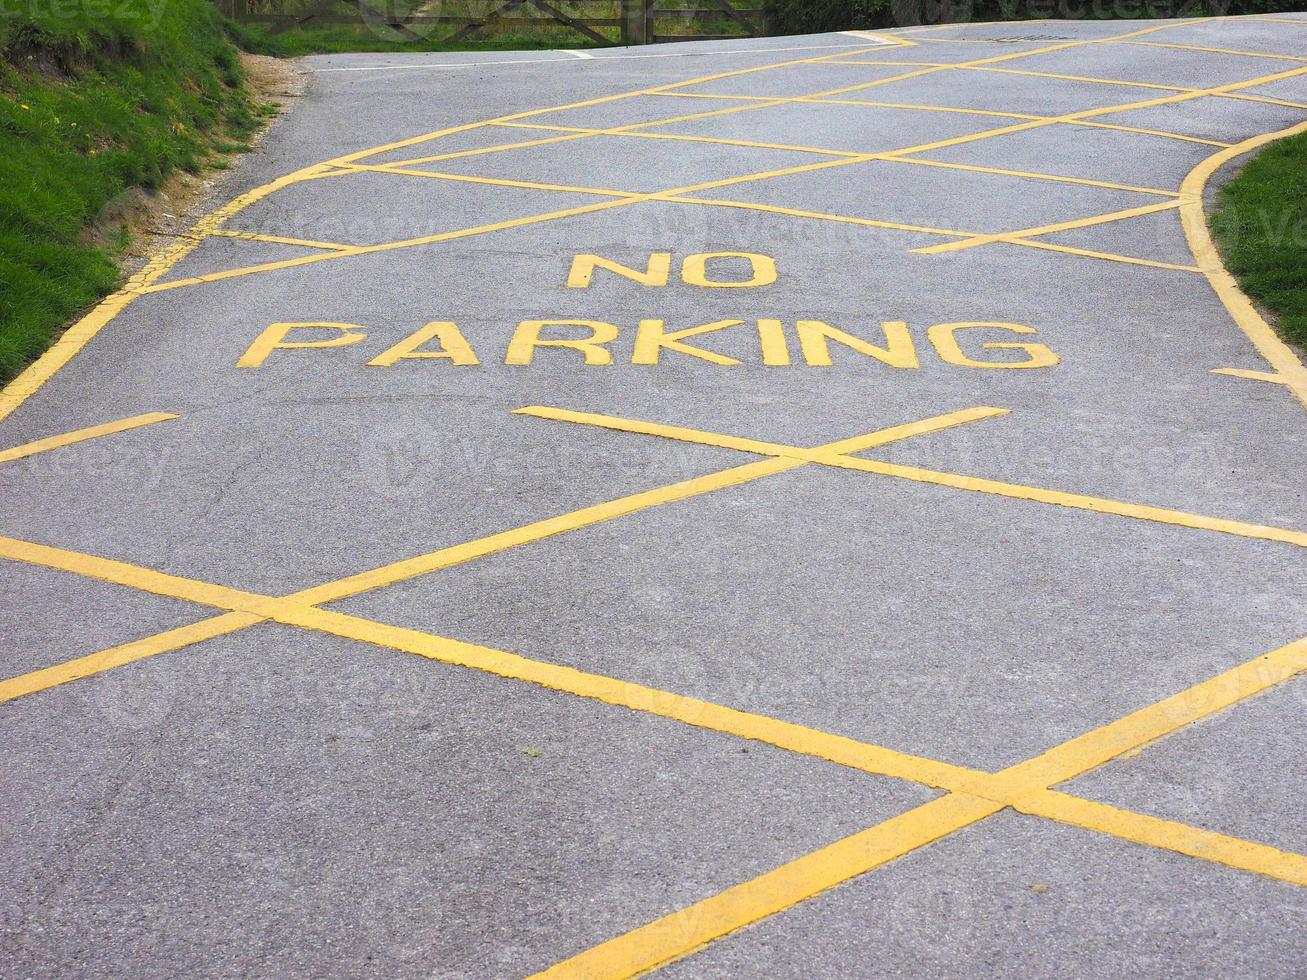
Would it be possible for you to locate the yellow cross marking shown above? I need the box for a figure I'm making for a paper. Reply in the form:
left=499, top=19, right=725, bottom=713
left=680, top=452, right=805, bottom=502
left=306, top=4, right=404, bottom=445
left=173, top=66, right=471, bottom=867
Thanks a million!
left=4, top=17, right=1307, bottom=974
left=3, top=405, right=1307, bottom=979
left=4, top=16, right=1304, bottom=425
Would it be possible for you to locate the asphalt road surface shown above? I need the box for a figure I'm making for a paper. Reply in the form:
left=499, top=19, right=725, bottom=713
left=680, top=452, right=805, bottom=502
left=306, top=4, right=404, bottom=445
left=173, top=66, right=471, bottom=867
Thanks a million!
left=3, top=13, right=1307, bottom=978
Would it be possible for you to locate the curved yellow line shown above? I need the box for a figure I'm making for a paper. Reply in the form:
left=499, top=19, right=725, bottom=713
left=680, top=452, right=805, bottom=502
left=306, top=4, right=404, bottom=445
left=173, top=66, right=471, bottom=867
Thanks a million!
left=1180, top=120, right=1307, bottom=408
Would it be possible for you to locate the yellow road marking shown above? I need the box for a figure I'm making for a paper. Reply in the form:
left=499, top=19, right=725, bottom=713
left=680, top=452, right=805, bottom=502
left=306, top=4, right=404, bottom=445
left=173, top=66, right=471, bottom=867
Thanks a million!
left=515, top=98, right=1221, bottom=155
left=533, top=795, right=1007, bottom=980
left=383, top=130, right=595, bottom=169
left=5, top=392, right=1307, bottom=966
left=1068, top=118, right=1231, bottom=146
left=833, top=57, right=1307, bottom=108
left=963, top=63, right=1199, bottom=91
left=1018, top=788, right=1307, bottom=886
left=1179, top=119, right=1307, bottom=408
left=0, top=412, right=177, bottom=465
left=323, top=42, right=916, bottom=169
left=335, top=162, right=641, bottom=198
left=875, top=155, right=1180, bottom=196
left=13, top=514, right=1306, bottom=911
left=0, top=613, right=261, bottom=704
left=138, top=197, right=639, bottom=293
left=119, top=27, right=1236, bottom=295
left=907, top=62, right=1307, bottom=256
left=802, top=96, right=1043, bottom=120
left=666, top=195, right=1194, bottom=272
left=538, top=631, right=1307, bottom=976
left=4, top=524, right=1307, bottom=899
left=30, top=18, right=1277, bottom=314
left=1211, top=367, right=1290, bottom=385
left=4, top=19, right=1307, bottom=969
left=194, top=52, right=1306, bottom=292
left=643, top=88, right=1227, bottom=146
left=1124, top=39, right=1307, bottom=62
left=1222, top=90, right=1307, bottom=109
left=495, top=118, right=866, bottom=159
left=660, top=195, right=1192, bottom=272
left=505, top=113, right=1189, bottom=197
left=0, top=408, right=1001, bottom=703
left=1010, top=237, right=1201, bottom=273
left=915, top=200, right=1184, bottom=255
left=658, top=195, right=977, bottom=239
left=208, top=229, right=356, bottom=251
left=516, top=405, right=1307, bottom=550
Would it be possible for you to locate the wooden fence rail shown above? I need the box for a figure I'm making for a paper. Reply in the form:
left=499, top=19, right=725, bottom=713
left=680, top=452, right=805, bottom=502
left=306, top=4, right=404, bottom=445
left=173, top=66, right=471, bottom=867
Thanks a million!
left=216, top=0, right=764, bottom=44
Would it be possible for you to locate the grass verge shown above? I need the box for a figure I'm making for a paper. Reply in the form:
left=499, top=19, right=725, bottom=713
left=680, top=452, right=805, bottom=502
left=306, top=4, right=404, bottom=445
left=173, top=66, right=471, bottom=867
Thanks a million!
left=1211, top=131, right=1307, bottom=351
left=0, top=0, right=270, bottom=385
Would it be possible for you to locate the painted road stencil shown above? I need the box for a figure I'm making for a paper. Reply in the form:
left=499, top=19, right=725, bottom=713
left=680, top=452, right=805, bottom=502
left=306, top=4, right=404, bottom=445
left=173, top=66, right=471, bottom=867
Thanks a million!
left=3, top=14, right=1307, bottom=978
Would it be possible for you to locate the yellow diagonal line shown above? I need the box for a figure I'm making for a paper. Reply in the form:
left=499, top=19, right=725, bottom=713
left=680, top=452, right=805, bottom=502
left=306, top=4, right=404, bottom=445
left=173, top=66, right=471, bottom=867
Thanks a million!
left=537, top=633, right=1307, bottom=978
left=0, top=613, right=263, bottom=704
left=657, top=196, right=1190, bottom=272
left=494, top=118, right=867, bottom=159
left=908, top=62, right=1307, bottom=256
left=914, top=199, right=1185, bottom=255
left=656, top=195, right=978, bottom=239
left=1066, top=118, right=1230, bottom=146
left=515, top=406, right=1307, bottom=550
left=0, top=408, right=1001, bottom=704
left=1124, top=39, right=1307, bottom=63
left=4, top=523, right=1307, bottom=901
left=128, top=27, right=1226, bottom=296
left=207, top=229, right=357, bottom=251
left=138, top=197, right=638, bottom=294
left=334, top=162, right=641, bottom=199
left=1010, top=237, right=1201, bottom=273
left=0, top=413, right=177, bottom=465
left=532, top=795, right=1006, bottom=980
left=4, top=470, right=1306, bottom=938
left=878, top=156, right=1180, bottom=196
left=497, top=116, right=1183, bottom=196
left=384, top=130, right=595, bottom=169
left=1017, top=788, right=1307, bottom=886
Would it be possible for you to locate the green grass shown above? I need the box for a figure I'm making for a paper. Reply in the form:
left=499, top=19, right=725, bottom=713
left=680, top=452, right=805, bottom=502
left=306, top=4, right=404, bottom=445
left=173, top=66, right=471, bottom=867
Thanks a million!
left=0, top=0, right=264, bottom=384
left=1211, top=131, right=1307, bottom=351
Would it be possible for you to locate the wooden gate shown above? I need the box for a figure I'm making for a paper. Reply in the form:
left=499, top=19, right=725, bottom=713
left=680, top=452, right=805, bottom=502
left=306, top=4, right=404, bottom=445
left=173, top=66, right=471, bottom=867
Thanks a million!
left=630, top=0, right=764, bottom=43
left=218, top=1, right=763, bottom=45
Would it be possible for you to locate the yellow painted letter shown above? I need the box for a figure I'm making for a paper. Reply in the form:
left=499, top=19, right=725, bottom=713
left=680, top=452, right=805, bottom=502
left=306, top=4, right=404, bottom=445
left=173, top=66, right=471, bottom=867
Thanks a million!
left=928, top=322, right=1059, bottom=369
left=506, top=320, right=619, bottom=365
left=567, top=253, right=672, bottom=288
left=238, top=322, right=367, bottom=368
left=757, top=319, right=790, bottom=366
left=797, top=320, right=918, bottom=368
left=633, top=319, right=743, bottom=366
left=681, top=252, right=777, bottom=288
left=368, top=321, right=479, bottom=367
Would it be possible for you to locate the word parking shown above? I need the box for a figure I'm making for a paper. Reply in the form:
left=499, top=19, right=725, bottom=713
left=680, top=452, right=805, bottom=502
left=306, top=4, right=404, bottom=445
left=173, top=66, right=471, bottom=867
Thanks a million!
left=236, top=251, right=1060, bottom=371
